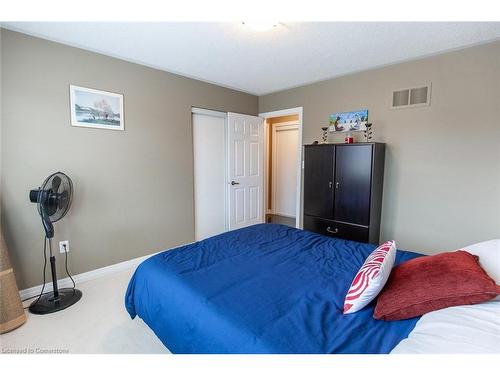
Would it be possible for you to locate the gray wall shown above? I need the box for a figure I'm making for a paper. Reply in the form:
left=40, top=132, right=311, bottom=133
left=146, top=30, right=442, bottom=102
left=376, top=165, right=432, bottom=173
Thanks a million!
left=260, top=41, right=500, bottom=254
left=1, top=30, right=258, bottom=289
left=2, top=29, right=499, bottom=290
left=0, top=28, right=3, bottom=228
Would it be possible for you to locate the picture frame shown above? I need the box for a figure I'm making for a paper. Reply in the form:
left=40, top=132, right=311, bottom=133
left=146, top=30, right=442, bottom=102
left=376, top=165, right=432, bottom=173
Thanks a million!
left=329, top=109, right=368, bottom=133
left=69, top=85, right=124, bottom=131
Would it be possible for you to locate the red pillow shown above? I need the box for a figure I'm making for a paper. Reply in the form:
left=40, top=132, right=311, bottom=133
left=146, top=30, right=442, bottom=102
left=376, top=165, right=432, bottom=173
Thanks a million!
left=374, top=250, right=500, bottom=321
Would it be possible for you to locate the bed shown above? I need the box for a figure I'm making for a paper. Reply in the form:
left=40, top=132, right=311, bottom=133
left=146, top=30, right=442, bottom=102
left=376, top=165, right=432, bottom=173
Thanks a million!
left=125, top=223, right=424, bottom=354
left=392, top=239, right=500, bottom=354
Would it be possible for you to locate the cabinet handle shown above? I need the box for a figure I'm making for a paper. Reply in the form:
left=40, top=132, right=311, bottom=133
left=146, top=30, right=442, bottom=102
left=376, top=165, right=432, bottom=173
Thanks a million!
left=326, top=226, right=339, bottom=234
left=328, top=181, right=333, bottom=188
left=335, top=181, right=340, bottom=189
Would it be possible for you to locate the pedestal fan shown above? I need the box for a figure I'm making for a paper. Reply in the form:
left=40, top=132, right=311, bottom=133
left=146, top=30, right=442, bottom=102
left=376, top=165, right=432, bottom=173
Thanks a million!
left=28, top=172, right=82, bottom=314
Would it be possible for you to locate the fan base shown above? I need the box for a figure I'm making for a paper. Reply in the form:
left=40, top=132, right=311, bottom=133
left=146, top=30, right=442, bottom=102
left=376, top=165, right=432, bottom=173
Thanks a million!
left=29, top=288, right=82, bottom=315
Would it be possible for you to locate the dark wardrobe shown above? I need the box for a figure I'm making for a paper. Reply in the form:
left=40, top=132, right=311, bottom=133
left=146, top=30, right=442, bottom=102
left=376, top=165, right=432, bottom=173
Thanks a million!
left=303, top=143, right=385, bottom=244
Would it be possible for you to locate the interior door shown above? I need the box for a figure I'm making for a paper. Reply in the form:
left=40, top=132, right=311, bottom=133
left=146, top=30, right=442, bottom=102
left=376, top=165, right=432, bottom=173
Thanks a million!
left=227, top=112, right=264, bottom=230
left=333, top=144, right=372, bottom=225
left=272, top=124, right=298, bottom=217
left=303, top=145, right=335, bottom=219
left=192, top=111, right=227, bottom=240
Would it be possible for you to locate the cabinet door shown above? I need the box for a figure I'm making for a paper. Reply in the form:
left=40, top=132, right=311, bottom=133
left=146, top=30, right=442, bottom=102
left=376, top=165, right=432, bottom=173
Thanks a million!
left=303, top=146, right=334, bottom=219
left=334, top=145, right=372, bottom=225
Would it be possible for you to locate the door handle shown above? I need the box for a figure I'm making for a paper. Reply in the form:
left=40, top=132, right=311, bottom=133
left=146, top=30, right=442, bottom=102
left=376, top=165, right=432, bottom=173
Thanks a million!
left=326, top=226, right=338, bottom=234
left=230, top=181, right=240, bottom=186
left=328, top=181, right=333, bottom=188
left=335, top=181, right=340, bottom=189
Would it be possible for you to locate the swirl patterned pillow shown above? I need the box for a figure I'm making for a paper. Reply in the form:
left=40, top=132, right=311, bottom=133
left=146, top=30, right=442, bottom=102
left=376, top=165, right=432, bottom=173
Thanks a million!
left=343, top=240, right=397, bottom=314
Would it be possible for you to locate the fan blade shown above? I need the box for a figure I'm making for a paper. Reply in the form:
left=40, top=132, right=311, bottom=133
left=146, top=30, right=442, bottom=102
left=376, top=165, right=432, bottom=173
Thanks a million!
left=58, top=191, right=69, bottom=210
left=52, top=176, right=62, bottom=192
left=45, top=201, right=58, bottom=216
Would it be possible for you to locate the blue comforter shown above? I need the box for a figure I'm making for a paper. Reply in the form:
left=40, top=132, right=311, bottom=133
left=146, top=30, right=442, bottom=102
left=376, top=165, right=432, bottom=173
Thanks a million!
left=125, top=224, right=422, bottom=353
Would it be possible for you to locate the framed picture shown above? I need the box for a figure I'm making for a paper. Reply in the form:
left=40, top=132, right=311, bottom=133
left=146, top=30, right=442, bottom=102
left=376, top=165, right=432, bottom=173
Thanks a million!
left=69, top=85, right=124, bottom=131
left=329, top=109, right=368, bottom=132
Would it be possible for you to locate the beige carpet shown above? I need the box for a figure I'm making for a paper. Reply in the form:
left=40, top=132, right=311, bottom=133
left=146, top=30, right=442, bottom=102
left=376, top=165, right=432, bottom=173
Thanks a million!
left=0, top=267, right=169, bottom=354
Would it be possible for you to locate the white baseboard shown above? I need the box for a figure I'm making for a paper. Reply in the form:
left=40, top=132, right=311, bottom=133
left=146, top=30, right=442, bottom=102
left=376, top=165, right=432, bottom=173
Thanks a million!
left=19, top=251, right=160, bottom=301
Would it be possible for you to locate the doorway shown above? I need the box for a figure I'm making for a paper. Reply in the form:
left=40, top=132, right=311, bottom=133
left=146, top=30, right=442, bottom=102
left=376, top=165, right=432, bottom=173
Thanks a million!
left=192, top=108, right=265, bottom=241
left=260, top=107, right=303, bottom=229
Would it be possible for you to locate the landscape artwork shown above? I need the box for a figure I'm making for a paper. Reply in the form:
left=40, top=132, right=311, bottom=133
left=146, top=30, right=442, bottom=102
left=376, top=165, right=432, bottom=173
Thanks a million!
left=70, top=85, right=124, bottom=130
left=329, top=109, right=368, bottom=132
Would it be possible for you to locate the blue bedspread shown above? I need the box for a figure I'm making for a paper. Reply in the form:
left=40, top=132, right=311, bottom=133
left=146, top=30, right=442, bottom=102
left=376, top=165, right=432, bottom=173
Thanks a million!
left=125, top=224, right=422, bottom=354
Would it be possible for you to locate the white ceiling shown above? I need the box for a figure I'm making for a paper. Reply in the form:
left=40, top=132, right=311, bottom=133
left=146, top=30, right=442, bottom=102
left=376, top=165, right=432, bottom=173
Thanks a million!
left=3, top=22, right=500, bottom=95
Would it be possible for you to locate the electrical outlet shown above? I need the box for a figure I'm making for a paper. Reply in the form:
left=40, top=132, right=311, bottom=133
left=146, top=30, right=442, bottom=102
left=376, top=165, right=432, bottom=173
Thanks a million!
left=59, top=240, right=69, bottom=253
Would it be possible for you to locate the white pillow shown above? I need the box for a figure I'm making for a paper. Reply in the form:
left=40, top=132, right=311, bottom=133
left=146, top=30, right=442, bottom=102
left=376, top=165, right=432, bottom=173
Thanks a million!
left=343, top=240, right=397, bottom=314
left=462, top=239, right=500, bottom=284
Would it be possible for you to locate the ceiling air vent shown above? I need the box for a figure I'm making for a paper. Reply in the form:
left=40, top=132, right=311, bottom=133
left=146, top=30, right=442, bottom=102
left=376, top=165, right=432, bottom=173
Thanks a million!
left=391, top=84, right=431, bottom=109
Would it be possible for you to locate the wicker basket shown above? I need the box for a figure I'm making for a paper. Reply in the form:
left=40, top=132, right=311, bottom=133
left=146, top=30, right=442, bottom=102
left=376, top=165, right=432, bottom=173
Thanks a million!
left=0, top=230, right=27, bottom=334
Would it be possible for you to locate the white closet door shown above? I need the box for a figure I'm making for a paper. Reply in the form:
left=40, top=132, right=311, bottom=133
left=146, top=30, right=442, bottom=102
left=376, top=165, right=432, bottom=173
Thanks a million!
left=192, top=112, right=226, bottom=240
left=272, top=124, right=299, bottom=217
left=227, top=112, right=264, bottom=230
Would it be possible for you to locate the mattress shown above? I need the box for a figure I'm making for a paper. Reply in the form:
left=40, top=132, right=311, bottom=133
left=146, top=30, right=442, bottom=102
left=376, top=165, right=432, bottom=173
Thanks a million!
left=392, top=298, right=500, bottom=353
left=125, top=223, right=423, bottom=353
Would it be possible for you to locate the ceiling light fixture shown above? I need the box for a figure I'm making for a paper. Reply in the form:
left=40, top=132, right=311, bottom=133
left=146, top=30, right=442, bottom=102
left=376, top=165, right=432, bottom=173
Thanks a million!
left=241, top=21, right=279, bottom=31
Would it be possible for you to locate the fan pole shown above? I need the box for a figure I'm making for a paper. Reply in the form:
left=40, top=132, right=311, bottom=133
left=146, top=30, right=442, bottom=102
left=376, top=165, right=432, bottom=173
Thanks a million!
left=48, top=238, right=59, bottom=299
left=29, top=235, right=82, bottom=314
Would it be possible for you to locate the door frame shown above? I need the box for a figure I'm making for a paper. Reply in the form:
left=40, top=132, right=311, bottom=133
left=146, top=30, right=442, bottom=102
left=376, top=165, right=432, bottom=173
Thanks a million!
left=259, top=107, right=303, bottom=229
